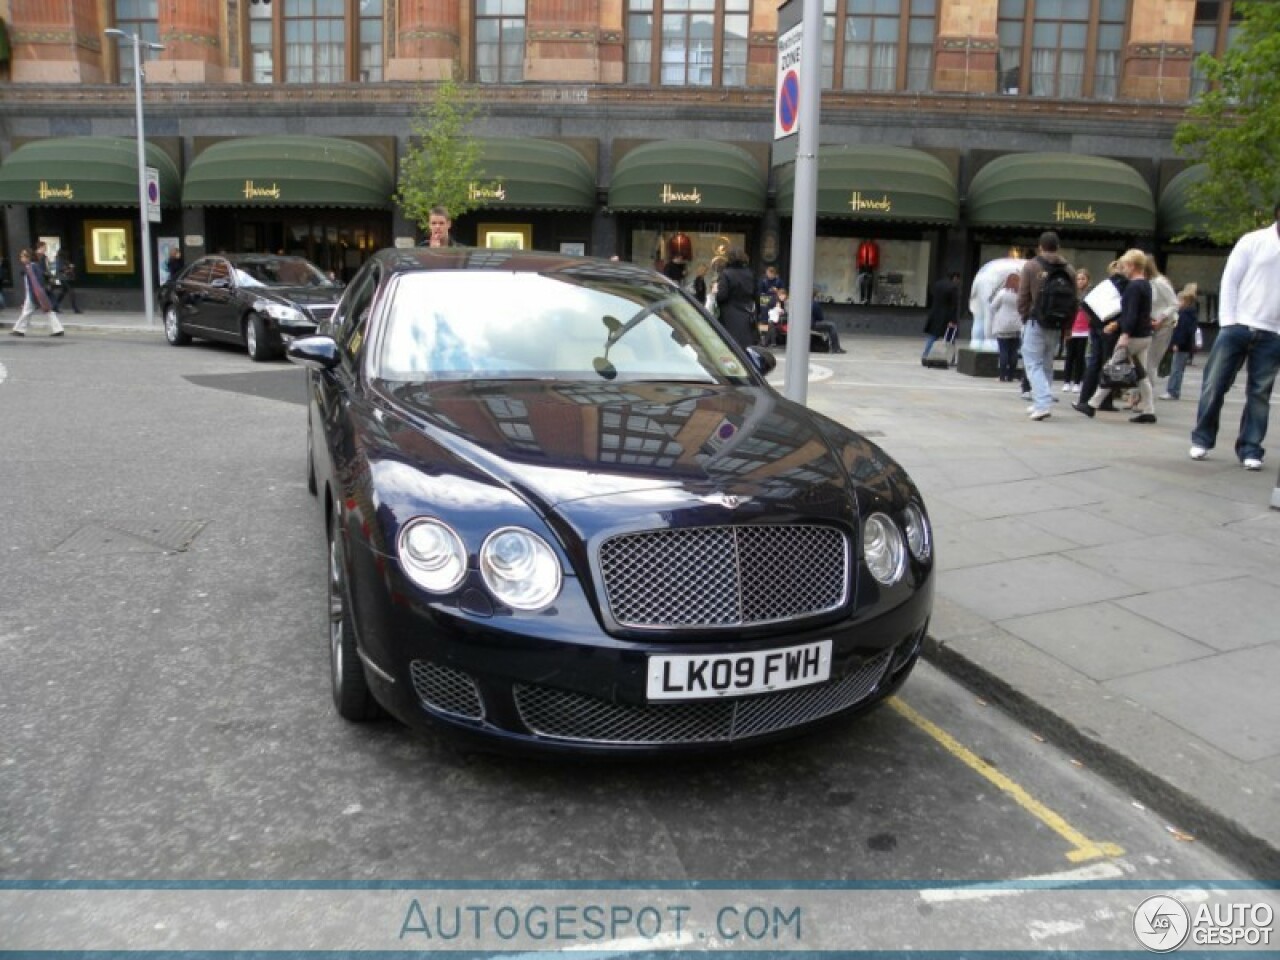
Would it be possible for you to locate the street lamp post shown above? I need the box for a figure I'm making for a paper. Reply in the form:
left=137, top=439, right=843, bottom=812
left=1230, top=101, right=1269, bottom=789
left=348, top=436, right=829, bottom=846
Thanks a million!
left=105, top=28, right=164, bottom=325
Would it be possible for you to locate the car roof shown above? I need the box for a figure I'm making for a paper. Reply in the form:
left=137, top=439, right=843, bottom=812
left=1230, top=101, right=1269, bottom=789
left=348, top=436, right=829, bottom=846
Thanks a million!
left=217, top=253, right=314, bottom=264
left=369, top=247, right=661, bottom=284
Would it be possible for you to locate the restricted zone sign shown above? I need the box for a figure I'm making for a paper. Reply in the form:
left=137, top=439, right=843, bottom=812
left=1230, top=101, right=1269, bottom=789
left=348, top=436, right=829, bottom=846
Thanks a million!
left=775, top=22, right=802, bottom=140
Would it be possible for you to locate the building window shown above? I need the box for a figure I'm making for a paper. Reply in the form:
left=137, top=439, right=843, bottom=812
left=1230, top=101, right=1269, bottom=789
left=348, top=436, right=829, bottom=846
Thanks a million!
left=476, top=0, right=526, bottom=84
left=113, top=0, right=160, bottom=84
left=249, top=1, right=274, bottom=84
left=626, top=0, right=750, bottom=87
left=284, top=0, right=346, bottom=83
left=843, top=0, right=899, bottom=92
left=1093, top=0, right=1125, bottom=100
left=997, top=0, right=1024, bottom=94
left=1190, top=1, right=1240, bottom=98
left=817, top=1, right=933, bottom=93
left=359, top=0, right=384, bottom=82
left=1029, top=0, right=1089, bottom=98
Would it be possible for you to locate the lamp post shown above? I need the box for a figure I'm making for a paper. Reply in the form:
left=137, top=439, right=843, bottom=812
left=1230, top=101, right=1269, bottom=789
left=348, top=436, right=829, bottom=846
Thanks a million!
left=105, top=28, right=165, bottom=325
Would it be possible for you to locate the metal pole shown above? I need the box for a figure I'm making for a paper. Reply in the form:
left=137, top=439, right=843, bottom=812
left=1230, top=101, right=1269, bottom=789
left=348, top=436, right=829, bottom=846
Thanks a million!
left=782, top=0, right=823, bottom=405
left=131, top=36, right=157, bottom=327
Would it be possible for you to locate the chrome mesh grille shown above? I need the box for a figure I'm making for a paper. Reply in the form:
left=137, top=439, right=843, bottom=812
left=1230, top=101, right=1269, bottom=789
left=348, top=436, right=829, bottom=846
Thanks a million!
left=409, top=660, right=484, bottom=720
left=513, top=651, right=890, bottom=745
left=599, top=525, right=848, bottom=628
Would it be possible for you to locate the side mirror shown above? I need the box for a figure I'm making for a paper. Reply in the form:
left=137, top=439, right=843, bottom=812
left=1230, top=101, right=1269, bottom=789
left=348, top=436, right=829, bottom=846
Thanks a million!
left=287, top=335, right=341, bottom=372
left=745, top=345, right=777, bottom=376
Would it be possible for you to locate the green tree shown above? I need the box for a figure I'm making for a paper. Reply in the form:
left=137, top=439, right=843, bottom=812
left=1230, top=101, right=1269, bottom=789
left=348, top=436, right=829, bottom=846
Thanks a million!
left=1172, top=0, right=1280, bottom=244
left=396, top=76, right=484, bottom=235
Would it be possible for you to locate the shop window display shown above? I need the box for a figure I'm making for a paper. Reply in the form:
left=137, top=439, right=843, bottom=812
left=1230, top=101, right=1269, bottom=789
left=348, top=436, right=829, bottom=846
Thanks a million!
left=813, top=236, right=930, bottom=307
left=630, top=228, right=746, bottom=287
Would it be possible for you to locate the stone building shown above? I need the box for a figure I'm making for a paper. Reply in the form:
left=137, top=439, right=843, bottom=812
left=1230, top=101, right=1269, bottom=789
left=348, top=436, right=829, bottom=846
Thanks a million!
left=0, top=0, right=1240, bottom=329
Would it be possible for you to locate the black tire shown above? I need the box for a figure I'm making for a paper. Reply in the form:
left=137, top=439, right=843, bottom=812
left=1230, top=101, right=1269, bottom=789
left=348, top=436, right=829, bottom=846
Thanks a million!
left=306, top=422, right=318, bottom=497
left=328, top=509, right=383, bottom=721
left=163, top=304, right=190, bottom=346
left=246, top=312, right=273, bottom=362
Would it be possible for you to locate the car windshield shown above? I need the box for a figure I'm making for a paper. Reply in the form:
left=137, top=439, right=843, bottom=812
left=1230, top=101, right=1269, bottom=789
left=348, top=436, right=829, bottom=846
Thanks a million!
left=374, top=270, right=755, bottom=385
left=233, top=258, right=333, bottom=288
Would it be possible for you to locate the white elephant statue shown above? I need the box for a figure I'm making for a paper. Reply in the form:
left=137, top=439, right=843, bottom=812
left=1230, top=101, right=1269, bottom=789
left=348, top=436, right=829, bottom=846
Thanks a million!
left=968, top=256, right=1025, bottom=353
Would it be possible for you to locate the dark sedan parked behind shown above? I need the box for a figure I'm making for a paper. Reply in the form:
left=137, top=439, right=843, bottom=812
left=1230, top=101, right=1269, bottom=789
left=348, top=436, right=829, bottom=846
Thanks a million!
left=288, top=248, right=934, bottom=754
left=162, top=254, right=343, bottom=361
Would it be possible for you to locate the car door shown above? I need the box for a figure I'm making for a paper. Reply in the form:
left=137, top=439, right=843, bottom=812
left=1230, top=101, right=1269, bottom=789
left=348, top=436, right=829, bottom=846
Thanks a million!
left=172, top=258, right=215, bottom=333
left=203, top=258, right=240, bottom=340
left=312, top=260, right=381, bottom=496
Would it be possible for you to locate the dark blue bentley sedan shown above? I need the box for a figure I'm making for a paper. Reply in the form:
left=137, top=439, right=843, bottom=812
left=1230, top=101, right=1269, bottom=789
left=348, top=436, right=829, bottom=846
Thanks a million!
left=287, top=248, right=933, bottom=753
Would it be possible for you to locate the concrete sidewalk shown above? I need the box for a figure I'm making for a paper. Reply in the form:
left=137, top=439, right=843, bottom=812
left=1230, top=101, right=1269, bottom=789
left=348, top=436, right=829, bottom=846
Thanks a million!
left=6, top=310, right=1279, bottom=875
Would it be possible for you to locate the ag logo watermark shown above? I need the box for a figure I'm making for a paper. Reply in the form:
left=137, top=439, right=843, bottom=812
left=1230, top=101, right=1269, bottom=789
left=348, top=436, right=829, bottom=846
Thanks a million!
left=1134, top=895, right=1274, bottom=951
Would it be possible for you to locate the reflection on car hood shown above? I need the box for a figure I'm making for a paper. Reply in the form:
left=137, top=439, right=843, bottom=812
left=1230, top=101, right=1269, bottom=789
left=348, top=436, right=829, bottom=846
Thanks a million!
left=375, top=380, right=908, bottom=522
left=254, top=286, right=341, bottom=307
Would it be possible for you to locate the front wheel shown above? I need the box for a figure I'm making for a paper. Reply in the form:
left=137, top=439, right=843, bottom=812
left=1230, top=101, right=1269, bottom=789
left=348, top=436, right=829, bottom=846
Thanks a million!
left=163, top=304, right=190, bottom=346
left=328, top=510, right=383, bottom=721
left=246, top=312, right=273, bottom=362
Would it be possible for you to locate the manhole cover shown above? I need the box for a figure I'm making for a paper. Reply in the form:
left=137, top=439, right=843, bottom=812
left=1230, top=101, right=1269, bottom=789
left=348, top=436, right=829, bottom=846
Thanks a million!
left=54, top=519, right=208, bottom=556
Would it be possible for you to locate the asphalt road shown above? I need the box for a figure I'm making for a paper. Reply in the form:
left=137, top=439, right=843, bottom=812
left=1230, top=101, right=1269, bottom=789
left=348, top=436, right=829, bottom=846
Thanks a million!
left=0, top=332, right=1263, bottom=950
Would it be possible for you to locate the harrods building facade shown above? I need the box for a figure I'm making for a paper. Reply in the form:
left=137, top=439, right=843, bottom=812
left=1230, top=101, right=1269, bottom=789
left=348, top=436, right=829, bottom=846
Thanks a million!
left=0, top=0, right=1241, bottom=327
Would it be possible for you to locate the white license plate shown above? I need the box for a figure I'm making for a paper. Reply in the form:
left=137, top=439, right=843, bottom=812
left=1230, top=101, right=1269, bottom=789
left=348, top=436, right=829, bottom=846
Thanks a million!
left=647, top=640, right=832, bottom=701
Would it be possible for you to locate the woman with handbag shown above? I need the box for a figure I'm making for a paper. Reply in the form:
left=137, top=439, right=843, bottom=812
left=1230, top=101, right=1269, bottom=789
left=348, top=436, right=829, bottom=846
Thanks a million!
left=1080, top=249, right=1155, bottom=422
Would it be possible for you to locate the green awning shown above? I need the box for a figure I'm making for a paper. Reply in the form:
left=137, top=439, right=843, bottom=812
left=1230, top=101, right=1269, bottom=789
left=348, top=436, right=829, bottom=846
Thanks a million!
left=0, top=136, right=180, bottom=207
left=183, top=136, right=393, bottom=208
left=467, top=138, right=595, bottom=211
left=608, top=140, right=765, bottom=216
left=967, top=152, right=1155, bottom=234
left=1159, top=164, right=1211, bottom=239
left=776, top=145, right=958, bottom=224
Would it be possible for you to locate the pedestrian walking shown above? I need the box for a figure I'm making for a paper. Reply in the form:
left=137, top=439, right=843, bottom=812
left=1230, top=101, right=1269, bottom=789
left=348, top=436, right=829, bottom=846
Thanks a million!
left=1017, top=233, right=1077, bottom=420
left=713, top=247, right=759, bottom=350
left=11, top=248, right=65, bottom=337
left=1146, top=256, right=1178, bottom=397
left=921, top=271, right=960, bottom=366
left=1061, top=268, right=1091, bottom=392
left=1079, top=249, right=1153, bottom=422
left=1161, top=284, right=1199, bottom=401
left=1189, top=202, right=1280, bottom=470
left=989, top=272, right=1023, bottom=382
left=51, top=247, right=83, bottom=313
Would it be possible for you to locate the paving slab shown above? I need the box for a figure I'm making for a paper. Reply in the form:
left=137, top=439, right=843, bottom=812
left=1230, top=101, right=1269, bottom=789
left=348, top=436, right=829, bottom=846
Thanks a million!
left=1116, top=576, right=1280, bottom=652
left=937, top=554, right=1143, bottom=621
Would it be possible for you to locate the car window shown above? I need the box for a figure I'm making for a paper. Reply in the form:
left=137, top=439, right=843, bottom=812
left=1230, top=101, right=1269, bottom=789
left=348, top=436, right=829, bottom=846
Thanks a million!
left=207, top=260, right=233, bottom=285
left=182, top=260, right=214, bottom=285
left=375, top=271, right=751, bottom=385
left=233, top=257, right=330, bottom=288
left=339, top=263, right=379, bottom=360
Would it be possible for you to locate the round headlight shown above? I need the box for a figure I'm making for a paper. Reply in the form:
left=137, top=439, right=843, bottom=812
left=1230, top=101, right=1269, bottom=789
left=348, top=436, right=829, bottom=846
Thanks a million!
left=863, top=512, right=906, bottom=585
left=480, top=527, right=562, bottom=611
left=398, top=518, right=467, bottom=593
left=902, top=502, right=931, bottom=562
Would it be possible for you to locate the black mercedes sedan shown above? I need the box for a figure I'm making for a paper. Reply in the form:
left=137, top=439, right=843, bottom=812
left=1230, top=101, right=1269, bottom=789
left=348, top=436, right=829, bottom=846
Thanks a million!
left=162, top=253, right=342, bottom=361
left=287, top=248, right=934, bottom=754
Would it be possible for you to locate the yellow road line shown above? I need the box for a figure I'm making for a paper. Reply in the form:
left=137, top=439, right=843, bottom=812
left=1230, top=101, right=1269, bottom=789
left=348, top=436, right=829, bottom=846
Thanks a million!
left=888, top=696, right=1125, bottom=863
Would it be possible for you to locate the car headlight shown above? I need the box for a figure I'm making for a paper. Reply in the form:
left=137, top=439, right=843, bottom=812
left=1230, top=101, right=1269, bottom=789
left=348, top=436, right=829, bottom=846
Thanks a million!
left=479, top=527, right=562, bottom=611
left=398, top=518, right=467, bottom=593
left=902, top=502, right=931, bottom=562
left=863, top=512, right=906, bottom=586
left=255, top=300, right=304, bottom=324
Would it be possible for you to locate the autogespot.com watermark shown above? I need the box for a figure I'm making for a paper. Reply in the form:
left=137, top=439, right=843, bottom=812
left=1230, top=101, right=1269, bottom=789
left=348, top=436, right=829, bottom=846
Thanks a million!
left=1134, top=895, right=1274, bottom=952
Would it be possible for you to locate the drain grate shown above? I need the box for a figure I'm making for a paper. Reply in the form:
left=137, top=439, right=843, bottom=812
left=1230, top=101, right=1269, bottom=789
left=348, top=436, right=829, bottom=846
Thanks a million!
left=54, top=519, right=208, bottom=556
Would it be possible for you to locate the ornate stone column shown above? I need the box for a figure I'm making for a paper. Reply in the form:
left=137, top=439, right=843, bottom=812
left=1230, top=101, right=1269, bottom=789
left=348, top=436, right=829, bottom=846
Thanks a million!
left=526, top=0, right=599, bottom=83
left=387, top=0, right=462, bottom=81
left=1120, top=0, right=1194, bottom=102
left=8, top=0, right=106, bottom=83
left=155, top=0, right=224, bottom=83
left=933, top=0, right=998, bottom=94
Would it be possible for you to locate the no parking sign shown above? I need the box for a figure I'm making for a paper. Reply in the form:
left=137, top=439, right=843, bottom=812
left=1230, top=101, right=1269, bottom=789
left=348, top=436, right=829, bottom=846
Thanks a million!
left=775, top=23, right=803, bottom=140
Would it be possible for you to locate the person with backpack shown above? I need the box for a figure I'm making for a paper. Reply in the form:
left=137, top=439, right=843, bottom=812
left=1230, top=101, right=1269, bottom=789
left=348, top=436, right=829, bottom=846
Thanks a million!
left=1016, top=232, right=1077, bottom=421
left=1079, top=248, right=1155, bottom=422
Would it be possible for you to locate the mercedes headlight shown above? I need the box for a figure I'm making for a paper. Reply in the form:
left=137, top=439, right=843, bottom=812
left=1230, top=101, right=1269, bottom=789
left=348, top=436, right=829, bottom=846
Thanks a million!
left=479, top=527, right=562, bottom=611
left=398, top=518, right=467, bottom=593
left=863, top=513, right=906, bottom=585
left=255, top=300, right=304, bottom=324
left=902, top=502, right=932, bottom=562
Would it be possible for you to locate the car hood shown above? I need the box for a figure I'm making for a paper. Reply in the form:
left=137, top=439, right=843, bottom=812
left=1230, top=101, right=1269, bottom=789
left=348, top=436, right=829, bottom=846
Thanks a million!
left=251, top=286, right=341, bottom=307
left=372, top=380, right=912, bottom=529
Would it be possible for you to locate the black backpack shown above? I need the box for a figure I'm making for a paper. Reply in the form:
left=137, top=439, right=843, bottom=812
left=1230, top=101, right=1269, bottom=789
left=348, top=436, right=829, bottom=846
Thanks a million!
left=1034, top=256, right=1077, bottom=329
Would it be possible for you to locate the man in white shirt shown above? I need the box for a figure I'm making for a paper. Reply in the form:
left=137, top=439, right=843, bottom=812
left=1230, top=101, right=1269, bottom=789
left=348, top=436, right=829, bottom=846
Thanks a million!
left=1189, top=203, right=1280, bottom=470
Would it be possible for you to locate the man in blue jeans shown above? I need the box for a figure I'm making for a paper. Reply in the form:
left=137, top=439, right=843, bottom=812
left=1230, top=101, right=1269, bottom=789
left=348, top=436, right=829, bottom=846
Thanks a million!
left=1018, top=232, right=1076, bottom=421
left=1189, top=203, right=1280, bottom=471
